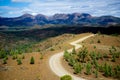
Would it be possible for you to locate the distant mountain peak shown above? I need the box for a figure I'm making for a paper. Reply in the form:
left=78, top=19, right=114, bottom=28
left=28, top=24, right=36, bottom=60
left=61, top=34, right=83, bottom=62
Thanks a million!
left=0, top=13, right=120, bottom=27
left=19, top=13, right=35, bottom=19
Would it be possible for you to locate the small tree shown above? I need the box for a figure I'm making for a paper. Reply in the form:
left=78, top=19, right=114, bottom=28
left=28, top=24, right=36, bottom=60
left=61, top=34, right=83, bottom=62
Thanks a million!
left=86, top=62, right=92, bottom=75
left=2, top=58, right=7, bottom=64
left=30, top=56, right=34, bottom=64
left=78, top=47, right=88, bottom=63
left=72, top=47, right=76, bottom=54
left=12, top=55, right=18, bottom=60
left=73, top=63, right=82, bottom=74
left=68, top=56, right=76, bottom=66
left=95, top=70, right=98, bottom=78
left=60, top=75, right=72, bottom=80
left=97, top=39, right=101, bottom=43
left=17, top=59, right=22, bottom=65
left=103, top=63, right=113, bottom=77
left=112, top=53, right=116, bottom=62
left=64, top=50, right=70, bottom=61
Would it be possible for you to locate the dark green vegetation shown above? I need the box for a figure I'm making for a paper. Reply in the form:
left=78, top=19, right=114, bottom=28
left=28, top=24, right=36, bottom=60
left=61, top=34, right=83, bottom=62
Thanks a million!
left=30, top=56, right=35, bottom=64
left=0, top=26, right=120, bottom=65
left=17, top=58, right=22, bottom=65
left=64, top=46, right=120, bottom=79
left=60, top=75, right=72, bottom=80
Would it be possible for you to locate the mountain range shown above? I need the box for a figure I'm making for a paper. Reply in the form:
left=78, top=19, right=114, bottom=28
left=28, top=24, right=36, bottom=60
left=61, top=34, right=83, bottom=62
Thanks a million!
left=0, top=13, right=120, bottom=27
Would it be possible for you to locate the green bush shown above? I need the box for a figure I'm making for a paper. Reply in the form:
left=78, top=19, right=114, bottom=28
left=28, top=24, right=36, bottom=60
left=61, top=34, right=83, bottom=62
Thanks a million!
left=103, top=53, right=108, bottom=58
left=17, top=59, right=22, bottom=65
left=78, top=47, right=88, bottom=63
left=103, top=63, right=113, bottom=77
left=98, top=64, right=104, bottom=72
left=64, top=50, right=70, bottom=61
left=68, top=56, right=76, bottom=66
left=0, top=50, right=7, bottom=59
left=114, top=65, right=120, bottom=78
left=93, top=46, right=96, bottom=49
left=2, top=58, right=7, bottom=64
left=115, top=52, right=120, bottom=58
left=30, top=56, right=34, bottom=64
left=96, top=52, right=102, bottom=60
left=97, top=39, right=101, bottom=43
left=86, top=62, right=92, bottom=75
left=60, top=75, right=72, bottom=80
left=50, top=48, right=54, bottom=51
left=72, top=47, right=76, bottom=54
left=95, top=70, right=98, bottom=78
left=112, top=53, right=116, bottom=62
left=73, top=63, right=82, bottom=74
left=12, top=55, right=18, bottom=60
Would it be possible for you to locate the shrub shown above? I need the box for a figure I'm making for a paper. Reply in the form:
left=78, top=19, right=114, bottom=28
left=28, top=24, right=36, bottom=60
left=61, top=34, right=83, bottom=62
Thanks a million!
left=50, top=48, right=54, bottom=51
left=103, top=63, right=113, bottom=77
left=12, top=55, right=18, bottom=60
left=22, top=55, right=25, bottom=59
left=68, top=56, right=76, bottom=66
left=95, top=70, right=98, bottom=78
left=115, top=52, right=120, bottom=58
left=94, top=46, right=96, bottom=49
left=2, top=58, right=7, bottom=64
left=72, top=47, right=76, bottom=54
left=78, top=47, right=88, bottom=63
left=98, top=64, right=104, bottom=72
left=17, top=59, right=22, bottom=65
left=64, top=50, right=70, bottom=61
left=97, top=39, right=101, bottom=43
left=114, top=65, right=120, bottom=78
left=60, top=75, right=72, bottom=80
left=30, top=56, right=34, bottom=64
left=90, top=51, right=97, bottom=60
left=111, top=53, right=116, bottom=62
left=97, top=52, right=102, bottom=60
left=86, top=62, right=92, bottom=75
left=73, top=63, right=82, bottom=74
left=103, top=53, right=108, bottom=58
left=0, top=50, right=7, bottom=59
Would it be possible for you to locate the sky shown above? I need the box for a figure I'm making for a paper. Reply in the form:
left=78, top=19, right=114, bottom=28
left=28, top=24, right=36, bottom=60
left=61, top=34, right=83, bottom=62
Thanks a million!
left=0, top=0, right=120, bottom=17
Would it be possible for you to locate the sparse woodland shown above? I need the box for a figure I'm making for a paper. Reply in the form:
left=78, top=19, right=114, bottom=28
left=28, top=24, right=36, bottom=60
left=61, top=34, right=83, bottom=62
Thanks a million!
left=64, top=34, right=120, bottom=79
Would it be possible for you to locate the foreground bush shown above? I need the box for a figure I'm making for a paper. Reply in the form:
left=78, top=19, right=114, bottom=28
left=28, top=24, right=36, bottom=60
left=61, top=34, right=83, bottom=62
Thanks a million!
left=60, top=75, right=72, bottom=80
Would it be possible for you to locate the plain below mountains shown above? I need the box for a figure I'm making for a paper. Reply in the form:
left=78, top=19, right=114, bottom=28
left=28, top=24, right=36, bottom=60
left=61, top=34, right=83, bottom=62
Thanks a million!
left=0, top=13, right=120, bottom=27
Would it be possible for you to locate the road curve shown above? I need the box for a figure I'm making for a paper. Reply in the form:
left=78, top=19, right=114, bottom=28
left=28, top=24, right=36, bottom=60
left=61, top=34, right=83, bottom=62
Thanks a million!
left=49, top=34, right=94, bottom=80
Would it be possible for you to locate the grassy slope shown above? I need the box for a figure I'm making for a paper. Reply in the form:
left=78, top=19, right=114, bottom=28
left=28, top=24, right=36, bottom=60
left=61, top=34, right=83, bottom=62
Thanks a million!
left=0, top=32, right=92, bottom=80
left=63, top=34, right=120, bottom=80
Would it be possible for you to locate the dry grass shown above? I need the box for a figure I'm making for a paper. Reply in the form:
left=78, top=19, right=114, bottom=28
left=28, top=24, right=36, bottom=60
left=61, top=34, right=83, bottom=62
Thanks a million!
left=0, top=33, right=92, bottom=80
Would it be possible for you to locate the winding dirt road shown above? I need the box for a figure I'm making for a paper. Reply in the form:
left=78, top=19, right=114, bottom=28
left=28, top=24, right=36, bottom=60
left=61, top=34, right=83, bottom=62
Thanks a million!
left=49, top=34, right=94, bottom=80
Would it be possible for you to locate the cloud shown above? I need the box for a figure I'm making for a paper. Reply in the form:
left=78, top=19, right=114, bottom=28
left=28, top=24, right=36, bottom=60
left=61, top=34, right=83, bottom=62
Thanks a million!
left=11, top=0, right=33, bottom=2
left=0, top=0, right=120, bottom=17
left=0, top=6, right=19, bottom=10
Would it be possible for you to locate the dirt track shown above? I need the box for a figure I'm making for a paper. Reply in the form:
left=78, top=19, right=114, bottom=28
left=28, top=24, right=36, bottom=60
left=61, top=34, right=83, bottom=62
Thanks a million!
left=49, top=34, right=94, bottom=80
